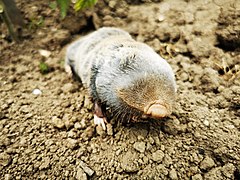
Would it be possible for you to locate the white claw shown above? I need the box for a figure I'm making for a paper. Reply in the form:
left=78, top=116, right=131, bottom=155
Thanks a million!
left=94, top=114, right=106, bottom=130
left=65, top=64, right=73, bottom=77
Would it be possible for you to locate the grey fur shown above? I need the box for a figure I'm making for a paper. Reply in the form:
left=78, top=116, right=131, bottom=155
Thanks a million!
left=66, top=27, right=177, bottom=122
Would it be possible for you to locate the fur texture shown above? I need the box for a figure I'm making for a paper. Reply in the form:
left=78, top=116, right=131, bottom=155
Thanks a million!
left=66, top=27, right=177, bottom=123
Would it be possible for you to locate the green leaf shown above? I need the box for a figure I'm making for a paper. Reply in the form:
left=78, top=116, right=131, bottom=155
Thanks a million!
left=74, top=0, right=97, bottom=11
left=56, top=0, right=70, bottom=19
left=49, top=1, right=57, bottom=10
left=39, top=62, right=50, bottom=74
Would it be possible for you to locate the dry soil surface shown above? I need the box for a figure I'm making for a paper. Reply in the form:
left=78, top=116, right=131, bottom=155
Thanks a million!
left=0, top=0, right=240, bottom=179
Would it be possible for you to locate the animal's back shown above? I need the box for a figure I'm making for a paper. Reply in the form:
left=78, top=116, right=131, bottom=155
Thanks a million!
left=65, top=27, right=132, bottom=86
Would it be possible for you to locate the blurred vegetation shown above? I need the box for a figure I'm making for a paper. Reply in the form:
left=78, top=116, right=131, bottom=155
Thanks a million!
left=39, top=62, right=50, bottom=74
left=57, top=0, right=98, bottom=18
left=0, top=0, right=25, bottom=42
left=0, top=0, right=97, bottom=42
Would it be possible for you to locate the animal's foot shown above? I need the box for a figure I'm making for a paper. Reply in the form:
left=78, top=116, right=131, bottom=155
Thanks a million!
left=94, top=114, right=107, bottom=130
left=65, top=63, right=73, bottom=77
left=94, top=101, right=107, bottom=130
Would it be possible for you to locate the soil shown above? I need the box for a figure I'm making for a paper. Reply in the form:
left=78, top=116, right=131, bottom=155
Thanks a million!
left=0, top=0, right=239, bottom=179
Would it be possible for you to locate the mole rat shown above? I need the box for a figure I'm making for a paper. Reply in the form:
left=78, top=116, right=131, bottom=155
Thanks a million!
left=65, top=27, right=177, bottom=130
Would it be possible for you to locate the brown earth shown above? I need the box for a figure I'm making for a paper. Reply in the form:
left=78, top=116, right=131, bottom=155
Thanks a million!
left=0, top=0, right=239, bottom=179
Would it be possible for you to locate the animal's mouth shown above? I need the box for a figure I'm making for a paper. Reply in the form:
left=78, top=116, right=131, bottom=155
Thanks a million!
left=143, top=100, right=171, bottom=118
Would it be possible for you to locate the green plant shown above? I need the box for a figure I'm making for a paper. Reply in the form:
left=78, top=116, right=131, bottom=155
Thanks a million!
left=49, top=1, right=58, bottom=10
left=56, top=0, right=98, bottom=19
left=39, top=62, right=50, bottom=74
left=28, top=16, right=44, bottom=30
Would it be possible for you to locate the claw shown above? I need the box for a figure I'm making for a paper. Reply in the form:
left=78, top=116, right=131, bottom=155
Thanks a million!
left=94, top=101, right=107, bottom=130
left=94, top=114, right=107, bottom=130
left=65, top=63, right=73, bottom=77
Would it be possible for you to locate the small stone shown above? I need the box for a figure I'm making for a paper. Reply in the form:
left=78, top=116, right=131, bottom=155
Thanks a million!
left=79, top=160, right=94, bottom=176
left=0, top=152, right=12, bottom=167
left=9, top=75, right=17, bottom=83
left=116, top=149, right=122, bottom=156
left=61, top=83, right=77, bottom=93
left=200, top=156, right=215, bottom=170
left=120, top=151, right=139, bottom=172
left=106, top=123, right=113, bottom=136
left=133, top=142, right=146, bottom=153
left=64, top=119, right=74, bottom=130
left=39, top=157, right=50, bottom=170
left=74, top=122, right=82, bottom=129
left=169, top=168, right=178, bottom=180
left=109, top=0, right=116, bottom=8
left=32, top=89, right=42, bottom=95
left=192, top=174, right=203, bottom=180
left=38, top=49, right=51, bottom=58
left=96, top=125, right=106, bottom=136
left=204, top=167, right=222, bottom=179
left=0, top=111, right=5, bottom=120
left=81, top=126, right=94, bottom=140
left=163, top=119, right=180, bottom=135
left=84, top=97, right=92, bottom=110
left=51, top=116, right=65, bottom=129
left=76, top=168, right=87, bottom=180
left=221, top=163, right=236, bottom=178
left=156, top=164, right=168, bottom=176
left=152, top=150, right=165, bottom=162
left=203, top=120, right=209, bottom=126
left=65, top=170, right=69, bottom=177
left=80, top=119, right=87, bottom=129
left=158, top=14, right=165, bottom=22
left=4, top=174, right=12, bottom=180
left=67, top=130, right=77, bottom=138
left=65, top=138, right=78, bottom=149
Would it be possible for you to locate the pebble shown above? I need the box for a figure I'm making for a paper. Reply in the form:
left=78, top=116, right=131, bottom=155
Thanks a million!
left=4, top=174, right=12, bottom=180
left=76, top=168, right=87, bottom=180
left=96, top=125, right=106, bottom=136
left=108, top=0, right=116, bottom=8
left=61, top=83, right=77, bottom=93
left=0, top=152, right=12, bottom=167
left=156, top=164, right=168, bottom=176
left=39, top=157, right=50, bottom=170
left=169, top=168, right=178, bottom=180
left=32, top=89, right=42, bottom=95
left=192, top=174, right=203, bottom=180
left=158, top=14, right=165, bottom=22
left=74, top=122, right=82, bottom=129
left=120, top=151, right=139, bottom=172
left=151, top=150, right=165, bottom=162
left=200, top=156, right=215, bottom=170
left=65, top=138, right=78, bottom=149
left=133, top=142, right=146, bottom=153
left=51, top=116, right=65, bottom=129
left=221, top=163, right=236, bottom=178
left=79, top=160, right=94, bottom=176
left=203, top=120, right=210, bottom=126
left=64, top=119, right=74, bottom=130
left=106, top=123, right=113, bottom=136
left=84, top=97, right=92, bottom=110
left=81, top=126, right=94, bottom=140
left=67, top=130, right=77, bottom=138
left=38, top=49, right=51, bottom=58
left=163, top=119, right=180, bottom=135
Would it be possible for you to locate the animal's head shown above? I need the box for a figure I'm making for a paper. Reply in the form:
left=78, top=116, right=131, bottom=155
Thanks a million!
left=117, top=73, right=176, bottom=119
left=115, top=49, right=177, bottom=119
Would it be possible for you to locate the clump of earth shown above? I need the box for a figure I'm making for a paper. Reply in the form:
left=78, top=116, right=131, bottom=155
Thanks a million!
left=0, top=0, right=239, bottom=179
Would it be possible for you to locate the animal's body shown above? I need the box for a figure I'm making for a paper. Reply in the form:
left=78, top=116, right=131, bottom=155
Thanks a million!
left=65, top=27, right=177, bottom=129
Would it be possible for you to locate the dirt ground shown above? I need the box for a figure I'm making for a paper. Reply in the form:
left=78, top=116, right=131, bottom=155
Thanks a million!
left=0, top=0, right=240, bottom=179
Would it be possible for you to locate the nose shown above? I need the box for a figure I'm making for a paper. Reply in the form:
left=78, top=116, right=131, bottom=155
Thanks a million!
left=144, top=101, right=171, bottom=118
